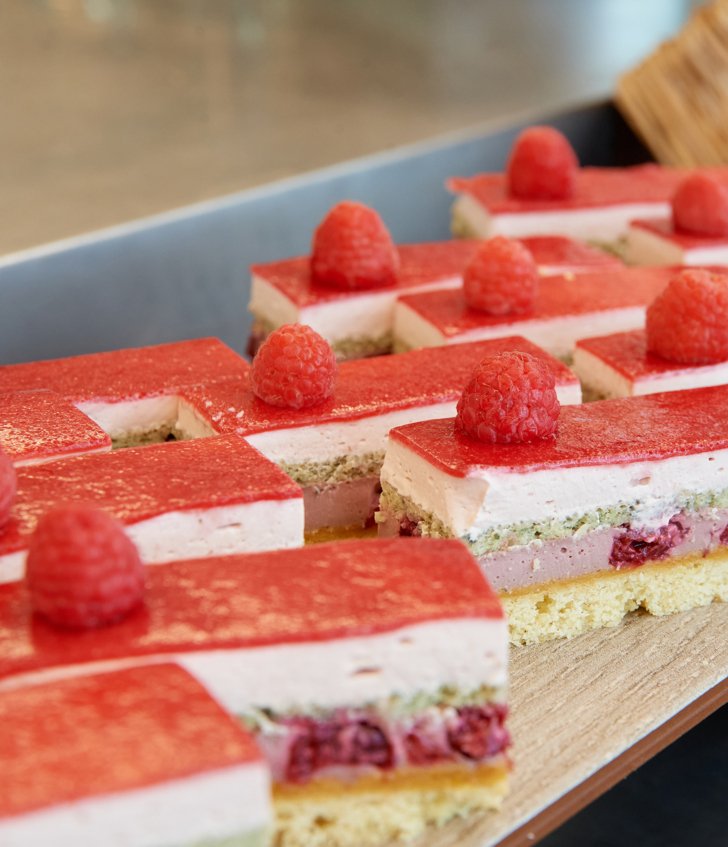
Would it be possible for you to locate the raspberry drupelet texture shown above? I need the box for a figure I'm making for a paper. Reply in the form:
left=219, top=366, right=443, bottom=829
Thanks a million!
left=26, top=505, right=145, bottom=630
left=311, top=200, right=399, bottom=289
left=251, top=324, right=337, bottom=409
left=0, top=447, right=16, bottom=528
left=506, top=126, right=578, bottom=200
left=672, top=173, right=728, bottom=237
left=463, top=236, right=539, bottom=314
left=646, top=269, right=728, bottom=364
left=456, top=351, right=560, bottom=444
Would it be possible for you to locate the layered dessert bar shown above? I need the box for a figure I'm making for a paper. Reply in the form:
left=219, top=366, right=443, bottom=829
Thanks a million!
left=0, top=664, right=272, bottom=847
left=378, top=387, right=728, bottom=644
left=0, top=338, right=249, bottom=445
left=394, top=267, right=673, bottom=359
left=176, top=339, right=581, bottom=532
left=0, top=434, right=303, bottom=583
left=248, top=237, right=620, bottom=360
left=0, top=537, right=510, bottom=847
left=0, top=390, right=110, bottom=466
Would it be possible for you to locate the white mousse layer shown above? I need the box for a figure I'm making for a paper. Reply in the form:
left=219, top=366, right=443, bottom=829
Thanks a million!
left=394, top=300, right=646, bottom=360
left=381, top=437, right=728, bottom=538
left=573, top=345, right=728, bottom=399
left=453, top=193, right=670, bottom=240
left=249, top=273, right=461, bottom=345
left=0, top=499, right=304, bottom=584
left=626, top=224, right=728, bottom=266
left=78, top=396, right=179, bottom=440
left=0, top=619, right=508, bottom=714
left=0, top=763, right=271, bottom=847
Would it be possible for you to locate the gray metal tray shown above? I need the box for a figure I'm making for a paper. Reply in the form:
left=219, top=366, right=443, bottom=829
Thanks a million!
left=0, top=100, right=648, bottom=365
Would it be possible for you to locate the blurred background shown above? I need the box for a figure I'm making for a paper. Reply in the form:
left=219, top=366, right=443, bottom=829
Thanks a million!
left=0, top=0, right=702, bottom=254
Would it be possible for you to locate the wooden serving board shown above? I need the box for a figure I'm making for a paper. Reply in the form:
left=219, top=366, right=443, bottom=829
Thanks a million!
left=417, top=603, right=728, bottom=847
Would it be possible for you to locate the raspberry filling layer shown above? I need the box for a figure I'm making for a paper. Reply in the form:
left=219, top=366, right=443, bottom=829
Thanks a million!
left=253, top=703, right=509, bottom=783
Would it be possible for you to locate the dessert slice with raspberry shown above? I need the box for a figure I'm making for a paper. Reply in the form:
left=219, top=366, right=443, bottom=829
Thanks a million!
left=394, top=244, right=673, bottom=358
left=0, top=433, right=303, bottom=583
left=176, top=326, right=580, bottom=534
left=0, top=337, right=249, bottom=447
left=0, top=664, right=272, bottom=847
left=448, top=126, right=694, bottom=241
left=574, top=270, right=728, bottom=398
left=248, top=200, right=621, bottom=361
left=626, top=173, right=728, bottom=265
left=0, top=390, right=111, bottom=466
left=377, top=351, right=728, bottom=644
left=0, top=537, right=510, bottom=847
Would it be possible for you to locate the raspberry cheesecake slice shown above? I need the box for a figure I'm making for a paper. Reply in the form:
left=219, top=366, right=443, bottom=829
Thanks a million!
left=0, top=390, right=110, bottom=466
left=0, top=338, right=249, bottom=446
left=394, top=266, right=673, bottom=359
left=378, top=380, right=728, bottom=644
left=0, top=664, right=272, bottom=847
left=0, top=434, right=303, bottom=583
left=249, top=201, right=620, bottom=360
left=0, top=537, right=510, bottom=847
left=177, top=338, right=580, bottom=533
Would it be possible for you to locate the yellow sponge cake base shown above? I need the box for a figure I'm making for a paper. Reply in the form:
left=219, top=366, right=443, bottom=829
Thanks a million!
left=503, top=549, right=728, bottom=645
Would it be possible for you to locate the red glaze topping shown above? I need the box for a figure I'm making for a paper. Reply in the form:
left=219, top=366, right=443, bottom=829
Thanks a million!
left=576, top=329, right=728, bottom=383
left=0, top=435, right=301, bottom=557
left=252, top=238, right=621, bottom=308
left=0, top=390, right=110, bottom=464
left=180, top=338, right=577, bottom=436
left=389, top=383, right=728, bottom=476
left=397, top=267, right=674, bottom=338
left=0, top=538, right=503, bottom=683
left=448, top=165, right=690, bottom=213
left=631, top=218, right=728, bottom=249
left=0, top=339, right=249, bottom=405
left=0, top=664, right=261, bottom=819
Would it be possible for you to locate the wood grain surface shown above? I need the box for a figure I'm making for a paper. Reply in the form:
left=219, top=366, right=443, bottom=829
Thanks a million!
left=414, top=602, right=728, bottom=847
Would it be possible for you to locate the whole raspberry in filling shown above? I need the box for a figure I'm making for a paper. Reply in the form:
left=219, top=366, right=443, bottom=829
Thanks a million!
left=646, top=269, right=728, bottom=364
left=609, top=517, right=688, bottom=569
left=456, top=351, right=560, bottom=444
left=251, top=324, right=337, bottom=409
left=506, top=126, right=578, bottom=200
left=463, top=236, right=539, bottom=314
left=672, top=172, right=728, bottom=237
left=26, top=505, right=145, bottom=629
left=311, top=200, right=399, bottom=289
left=447, top=705, right=510, bottom=761
left=0, top=447, right=17, bottom=529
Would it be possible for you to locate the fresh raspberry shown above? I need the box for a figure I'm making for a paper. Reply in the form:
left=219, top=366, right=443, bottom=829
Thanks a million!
left=0, top=447, right=17, bottom=528
left=463, top=236, right=539, bottom=314
left=506, top=126, right=578, bottom=200
left=672, top=173, right=728, bottom=237
left=251, top=324, right=337, bottom=409
left=646, top=269, right=728, bottom=364
left=26, top=505, right=145, bottom=630
left=311, top=201, right=399, bottom=289
left=456, top=352, right=560, bottom=444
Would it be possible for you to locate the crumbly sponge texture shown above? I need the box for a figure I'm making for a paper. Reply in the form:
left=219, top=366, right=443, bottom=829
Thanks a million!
left=272, top=763, right=508, bottom=847
left=504, top=551, right=728, bottom=645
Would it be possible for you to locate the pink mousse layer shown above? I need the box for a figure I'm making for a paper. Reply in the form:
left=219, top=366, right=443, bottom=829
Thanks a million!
left=302, top=477, right=381, bottom=532
left=257, top=704, right=509, bottom=784
left=0, top=390, right=110, bottom=465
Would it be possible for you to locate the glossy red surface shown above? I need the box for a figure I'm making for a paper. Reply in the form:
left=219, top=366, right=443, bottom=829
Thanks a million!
left=389, top=383, right=728, bottom=476
left=0, top=390, right=110, bottom=463
left=575, top=329, right=727, bottom=383
left=448, top=165, right=685, bottom=213
left=397, top=267, right=673, bottom=337
left=251, top=238, right=620, bottom=307
left=0, top=338, right=249, bottom=404
left=0, top=538, right=503, bottom=683
left=631, top=218, right=728, bottom=249
left=0, top=435, right=301, bottom=556
left=0, top=664, right=261, bottom=819
left=181, top=338, right=577, bottom=435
